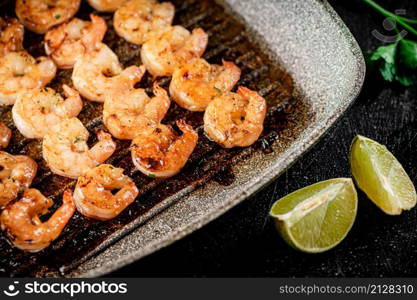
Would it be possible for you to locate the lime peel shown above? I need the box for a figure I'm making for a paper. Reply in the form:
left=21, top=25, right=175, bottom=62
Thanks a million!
left=271, top=182, right=345, bottom=227
left=350, top=135, right=417, bottom=215
left=270, top=178, right=358, bottom=253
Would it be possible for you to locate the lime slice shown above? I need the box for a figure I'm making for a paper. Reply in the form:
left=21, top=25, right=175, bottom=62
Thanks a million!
left=350, top=135, right=416, bottom=215
left=270, top=178, right=357, bottom=253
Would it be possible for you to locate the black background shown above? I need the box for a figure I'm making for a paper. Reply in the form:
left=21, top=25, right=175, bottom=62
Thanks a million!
left=109, top=0, right=417, bottom=277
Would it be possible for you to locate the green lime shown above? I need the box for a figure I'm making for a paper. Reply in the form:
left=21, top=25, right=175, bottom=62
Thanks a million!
left=270, top=178, right=357, bottom=253
left=350, top=135, right=416, bottom=215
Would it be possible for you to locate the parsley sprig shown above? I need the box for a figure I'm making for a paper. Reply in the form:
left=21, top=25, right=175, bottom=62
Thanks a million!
left=363, top=0, right=417, bottom=86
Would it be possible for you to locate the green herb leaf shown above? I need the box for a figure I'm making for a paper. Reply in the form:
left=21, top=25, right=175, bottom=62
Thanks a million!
left=370, top=42, right=397, bottom=63
left=214, top=86, right=222, bottom=95
left=55, top=15, right=61, bottom=19
left=395, top=73, right=417, bottom=86
left=361, top=0, right=417, bottom=86
left=367, top=42, right=398, bottom=82
left=398, top=39, right=417, bottom=69
left=379, top=58, right=396, bottom=82
left=365, top=39, right=417, bottom=86
left=73, top=136, right=82, bottom=143
left=147, top=173, right=156, bottom=178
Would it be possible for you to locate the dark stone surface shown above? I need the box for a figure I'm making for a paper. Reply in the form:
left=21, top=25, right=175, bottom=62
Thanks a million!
left=109, top=0, right=417, bottom=277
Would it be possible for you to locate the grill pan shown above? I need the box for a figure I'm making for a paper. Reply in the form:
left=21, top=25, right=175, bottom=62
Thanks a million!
left=0, top=0, right=365, bottom=277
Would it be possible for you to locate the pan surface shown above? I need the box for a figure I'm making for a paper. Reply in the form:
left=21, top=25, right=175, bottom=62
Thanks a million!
left=0, top=0, right=364, bottom=277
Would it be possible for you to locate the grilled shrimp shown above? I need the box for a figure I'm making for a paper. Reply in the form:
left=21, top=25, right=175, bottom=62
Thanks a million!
left=12, top=85, right=83, bottom=139
left=131, top=119, right=198, bottom=178
left=42, top=118, right=116, bottom=179
left=0, top=122, right=11, bottom=149
left=72, top=43, right=143, bottom=102
left=204, top=86, right=267, bottom=148
left=114, top=0, right=174, bottom=45
left=45, top=15, right=107, bottom=69
left=0, top=151, right=37, bottom=208
left=141, top=25, right=208, bottom=77
left=15, top=0, right=81, bottom=34
left=0, top=189, right=75, bottom=252
left=104, top=79, right=171, bottom=140
left=73, top=164, right=138, bottom=220
left=0, top=17, right=24, bottom=58
left=87, top=0, right=126, bottom=12
left=170, top=58, right=241, bottom=111
left=0, top=51, right=57, bottom=105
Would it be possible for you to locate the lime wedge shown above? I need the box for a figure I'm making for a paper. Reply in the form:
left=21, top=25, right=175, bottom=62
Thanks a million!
left=350, top=135, right=416, bottom=215
left=270, top=178, right=357, bottom=253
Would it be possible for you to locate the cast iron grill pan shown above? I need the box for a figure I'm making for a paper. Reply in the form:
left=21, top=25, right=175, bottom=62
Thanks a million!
left=0, top=0, right=313, bottom=277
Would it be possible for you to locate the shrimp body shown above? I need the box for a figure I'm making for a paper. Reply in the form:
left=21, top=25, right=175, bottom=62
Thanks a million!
left=42, top=118, right=116, bottom=179
left=12, top=85, right=83, bottom=139
left=131, top=119, right=198, bottom=178
left=45, top=15, right=107, bottom=69
left=0, top=151, right=37, bottom=208
left=72, top=43, right=143, bottom=102
left=0, top=17, right=24, bottom=58
left=73, top=164, right=139, bottom=220
left=15, top=0, right=81, bottom=34
left=114, top=0, right=174, bottom=45
left=170, top=58, right=241, bottom=111
left=0, top=122, right=11, bottom=149
left=141, top=26, right=208, bottom=77
left=0, top=189, right=75, bottom=252
left=87, top=0, right=126, bottom=12
left=0, top=51, right=57, bottom=105
left=104, top=80, right=171, bottom=140
left=204, top=86, right=267, bottom=148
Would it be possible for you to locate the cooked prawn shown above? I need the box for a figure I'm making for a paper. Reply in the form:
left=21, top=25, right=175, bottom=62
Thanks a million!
left=204, top=86, right=267, bottom=148
left=72, top=43, right=144, bottom=102
left=0, top=122, right=11, bottom=149
left=0, top=51, right=57, bottom=105
left=42, top=118, right=116, bottom=179
left=73, top=164, right=138, bottom=220
left=104, top=80, right=171, bottom=140
left=45, top=14, right=107, bottom=69
left=0, top=151, right=37, bottom=208
left=0, top=189, right=75, bottom=252
left=87, top=0, right=126, bottom=12
left=141, top=25, right=208, bottom=77
left=0, top=17, right=24, bottom=58
left=114, top=0, right=174, bottom=45
left=15, top=0, right=81, bottom=34
left=130, top=119, right=198, bottom=178
left=12, top=85, right=83, bottom=139
left=169, top=58, right=241, bottom=111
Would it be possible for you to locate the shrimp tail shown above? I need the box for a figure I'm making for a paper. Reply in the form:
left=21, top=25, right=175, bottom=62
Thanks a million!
left=175, top=119, right=198, bottom=153
left=151, top=81, right=171, bottom=118
left=114, top=182, right=139, bottom=210
left=44, top=189, right=75, bottom=235
left=0, top=122, right=11, bottom=149
left=82, top=14, right=108, bottom=51
left=37, top=56, right=58, bottom=80
left=62, top=84, right=83, bottom=117
left=221, top=58, right=237, bottom=69
left=119, top=65, right=146, bottom=86
left=88, top=130, right=116, bottom=164
left=237, top=86, right=267, bottom=123
left=189, top=28, right=208, bottom=57
left=152, top=81, right=167, bottom=98
left=176, top=119, right=196, bottom=136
